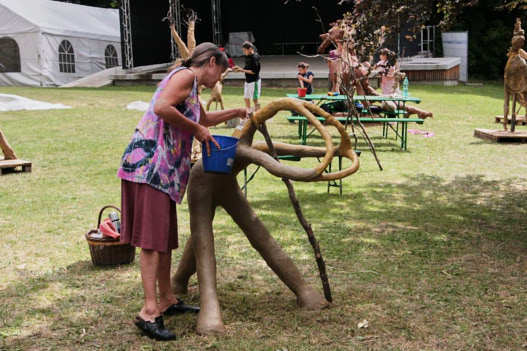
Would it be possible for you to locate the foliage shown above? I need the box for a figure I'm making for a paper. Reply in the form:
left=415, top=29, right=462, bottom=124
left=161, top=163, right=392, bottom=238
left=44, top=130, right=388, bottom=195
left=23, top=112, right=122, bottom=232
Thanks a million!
left=501, top=0, right=527, bottom=10
left=449, top=0, right=526, bottom=80
left=337, top=0, right=478, bottom=61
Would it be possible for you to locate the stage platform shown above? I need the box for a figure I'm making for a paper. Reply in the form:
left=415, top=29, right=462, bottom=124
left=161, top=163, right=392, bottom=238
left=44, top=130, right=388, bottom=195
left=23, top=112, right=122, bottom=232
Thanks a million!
left=110, top=55, right=461, bottom=88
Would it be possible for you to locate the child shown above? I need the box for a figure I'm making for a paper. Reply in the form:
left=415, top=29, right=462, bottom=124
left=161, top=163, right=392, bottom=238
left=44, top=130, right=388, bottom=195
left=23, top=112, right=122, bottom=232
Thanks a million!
left=372, top=48, right=433, bottom=119
left=233, top=41, right=261, bottom=110
left=375, top=48, right=399, bottom=95
left=297, top=62, right=314, bottom=94
left=117, top=43, right=247, bottom=341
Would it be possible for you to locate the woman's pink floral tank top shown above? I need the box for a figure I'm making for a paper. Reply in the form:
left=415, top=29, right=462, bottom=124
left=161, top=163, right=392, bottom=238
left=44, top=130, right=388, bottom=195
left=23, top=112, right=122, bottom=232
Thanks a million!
left=117, top=67, right=200, bottom=204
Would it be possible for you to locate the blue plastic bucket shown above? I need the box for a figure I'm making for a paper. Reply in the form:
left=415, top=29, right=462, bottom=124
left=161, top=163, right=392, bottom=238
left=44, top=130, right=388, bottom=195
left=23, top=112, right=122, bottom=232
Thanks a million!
left=202, top=135, right=239, bottom=174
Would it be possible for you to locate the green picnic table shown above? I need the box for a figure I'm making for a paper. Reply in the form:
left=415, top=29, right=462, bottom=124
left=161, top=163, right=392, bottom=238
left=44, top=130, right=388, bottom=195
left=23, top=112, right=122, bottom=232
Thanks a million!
left=285, top=93, right=424, bottom=150
left=286, top=115, right=423, bottom=151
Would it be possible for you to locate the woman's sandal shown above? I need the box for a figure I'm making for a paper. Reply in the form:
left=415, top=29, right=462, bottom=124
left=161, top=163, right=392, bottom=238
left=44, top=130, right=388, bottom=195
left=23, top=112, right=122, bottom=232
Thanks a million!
left=134, top=315, right=177, bottom=341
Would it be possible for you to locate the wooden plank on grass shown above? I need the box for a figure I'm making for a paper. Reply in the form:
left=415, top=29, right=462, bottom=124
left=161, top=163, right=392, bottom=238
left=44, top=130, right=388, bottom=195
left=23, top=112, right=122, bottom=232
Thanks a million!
left=494, top=115, right=527, bottom=125
left=0, top=158, right=32, bottom=175
left=474, top=128, right=527, bottom=143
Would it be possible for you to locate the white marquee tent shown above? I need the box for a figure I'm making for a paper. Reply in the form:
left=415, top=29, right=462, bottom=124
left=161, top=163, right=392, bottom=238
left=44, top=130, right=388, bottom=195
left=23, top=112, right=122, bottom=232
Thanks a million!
left=0, top=0, right=121, bottom=86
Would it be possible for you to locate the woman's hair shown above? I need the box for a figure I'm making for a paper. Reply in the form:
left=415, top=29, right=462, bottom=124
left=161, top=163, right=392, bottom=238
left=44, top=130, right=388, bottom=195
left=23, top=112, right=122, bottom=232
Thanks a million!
left=168, top=42, right=228, bottom=72
left=297, top=62, right=310, bottom=69
left=379, top=48, right=397, bottom=67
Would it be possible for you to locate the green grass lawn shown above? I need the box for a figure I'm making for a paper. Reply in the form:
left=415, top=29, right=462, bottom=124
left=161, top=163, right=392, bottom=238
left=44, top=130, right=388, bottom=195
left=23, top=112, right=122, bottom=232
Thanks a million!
left=0, top=82, right=525, bottom=351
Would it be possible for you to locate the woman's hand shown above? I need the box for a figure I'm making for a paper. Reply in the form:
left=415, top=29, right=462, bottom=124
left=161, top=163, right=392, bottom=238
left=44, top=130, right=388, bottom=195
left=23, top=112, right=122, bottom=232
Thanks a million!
left=193, top=124, right=220, bottom=157
left=238, top=107, right=250, bottom=119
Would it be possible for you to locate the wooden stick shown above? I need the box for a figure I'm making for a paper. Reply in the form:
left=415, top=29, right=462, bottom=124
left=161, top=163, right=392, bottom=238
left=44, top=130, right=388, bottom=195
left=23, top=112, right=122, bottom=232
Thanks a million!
left=250, top=114, right=333, bottom=302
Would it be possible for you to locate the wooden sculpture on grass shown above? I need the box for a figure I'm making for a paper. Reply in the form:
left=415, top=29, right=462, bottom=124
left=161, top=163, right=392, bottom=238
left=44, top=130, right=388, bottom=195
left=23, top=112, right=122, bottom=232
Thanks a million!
left=503, top=18, right=527, bottom=132
left=0, top=126, right=17, bottom=160
left=206, top=69, right=231, bottom=112
left=170, top=97, right=360, bottom=335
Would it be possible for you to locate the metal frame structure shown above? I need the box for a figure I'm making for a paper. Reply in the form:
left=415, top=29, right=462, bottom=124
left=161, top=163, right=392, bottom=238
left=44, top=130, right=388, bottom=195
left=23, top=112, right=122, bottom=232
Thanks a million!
left=211, top=0, right=222, bottom=45
left=119, top=0, right=134, bottom=69
left=119, top=0, right=222, bottom=67
left=169, top=0, right=182, bottom=60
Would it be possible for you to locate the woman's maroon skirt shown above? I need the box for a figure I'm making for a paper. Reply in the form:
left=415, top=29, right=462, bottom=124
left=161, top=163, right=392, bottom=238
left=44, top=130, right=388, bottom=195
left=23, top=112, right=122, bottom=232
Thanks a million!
left=120, top=180, right=178, bottom=253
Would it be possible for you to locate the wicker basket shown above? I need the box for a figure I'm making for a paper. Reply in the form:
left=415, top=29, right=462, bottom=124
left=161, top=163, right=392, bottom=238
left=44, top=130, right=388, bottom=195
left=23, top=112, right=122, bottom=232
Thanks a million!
left=85, top=205, right=135, bottom=266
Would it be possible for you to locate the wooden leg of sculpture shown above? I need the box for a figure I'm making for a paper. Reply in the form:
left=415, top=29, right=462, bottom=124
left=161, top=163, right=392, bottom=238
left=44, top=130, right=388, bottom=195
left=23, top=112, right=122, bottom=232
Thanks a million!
left=0, top=127, right=17, bottom=160
left=170, top=25, right=190, bottom=60
left=171, top=168, right=329, bottom=336
left=187, top=21, right=196, bottom=54
left=511, top=93, right=517, bottom=133
left=220, top=179, right=330, bottom=310
left=503, top=86, right=510, bottom=131
left=186, top=171, right=226, bottom=335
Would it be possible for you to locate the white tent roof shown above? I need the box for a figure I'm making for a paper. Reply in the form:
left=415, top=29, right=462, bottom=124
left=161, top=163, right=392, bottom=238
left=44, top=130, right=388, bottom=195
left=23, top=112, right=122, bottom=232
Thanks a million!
left=0, top=0, right=120, bottom=42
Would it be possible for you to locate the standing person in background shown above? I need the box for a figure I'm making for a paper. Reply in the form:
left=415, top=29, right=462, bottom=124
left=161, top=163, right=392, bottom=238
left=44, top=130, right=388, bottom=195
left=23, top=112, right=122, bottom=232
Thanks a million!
left=233, top=41, right=261, bottom=111
left=297, top=62, right=315, bottom=94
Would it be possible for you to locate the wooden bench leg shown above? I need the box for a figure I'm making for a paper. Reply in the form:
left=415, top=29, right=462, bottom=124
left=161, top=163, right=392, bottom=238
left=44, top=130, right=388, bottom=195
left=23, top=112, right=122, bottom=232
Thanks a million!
left=297, top=119, right=302, bottom=138
left=401, top=123, right=408, bottom=150
left=302, top=120, right=308, bottom=145
left=326, top=156, right=343, bottom=195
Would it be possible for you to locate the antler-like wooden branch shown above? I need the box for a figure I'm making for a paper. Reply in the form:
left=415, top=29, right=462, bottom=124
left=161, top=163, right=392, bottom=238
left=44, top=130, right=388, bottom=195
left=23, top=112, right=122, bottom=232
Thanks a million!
left=232, top=98, right=360, bottom=181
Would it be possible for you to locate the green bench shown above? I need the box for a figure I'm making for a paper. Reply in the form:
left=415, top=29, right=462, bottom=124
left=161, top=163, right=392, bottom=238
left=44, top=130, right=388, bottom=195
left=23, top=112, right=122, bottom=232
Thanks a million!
left=286, top=115, right=424, bottom=150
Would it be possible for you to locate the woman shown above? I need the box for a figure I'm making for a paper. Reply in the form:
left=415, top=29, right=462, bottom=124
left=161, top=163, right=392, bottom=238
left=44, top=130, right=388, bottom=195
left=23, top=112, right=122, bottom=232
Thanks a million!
left=117, top=42, right=247, bottom=341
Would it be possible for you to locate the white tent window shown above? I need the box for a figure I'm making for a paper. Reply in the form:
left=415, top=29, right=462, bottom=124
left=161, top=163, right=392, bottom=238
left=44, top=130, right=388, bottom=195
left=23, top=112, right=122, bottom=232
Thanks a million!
left=0, top=37, right=21, bottom=72
left=104, top=44, right=118, bottom=69
left=58, top=40, right=75, bottom=73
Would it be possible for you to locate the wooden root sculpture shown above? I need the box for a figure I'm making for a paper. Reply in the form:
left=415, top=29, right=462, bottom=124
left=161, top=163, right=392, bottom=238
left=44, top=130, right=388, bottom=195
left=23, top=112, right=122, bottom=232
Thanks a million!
left=504, top=18, right=527, bottom=132
left=319, top=24, right=358, bottom=93
left=206, top=69, right=231, bottom=112
left=0, top=126, right=17, bottom=160
left=170, top=98, right=360, bottom=335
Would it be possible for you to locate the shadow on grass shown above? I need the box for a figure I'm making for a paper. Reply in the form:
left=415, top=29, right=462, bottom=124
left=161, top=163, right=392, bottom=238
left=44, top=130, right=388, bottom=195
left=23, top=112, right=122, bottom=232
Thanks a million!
left=248, top=174, right=527, bottom=257
left=0, top=259, right=199, bottom=350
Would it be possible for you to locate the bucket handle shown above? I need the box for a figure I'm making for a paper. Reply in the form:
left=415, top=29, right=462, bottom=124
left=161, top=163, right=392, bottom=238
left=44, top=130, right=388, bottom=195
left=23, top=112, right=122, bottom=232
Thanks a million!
left=96, top=205, right=121, bottom=228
